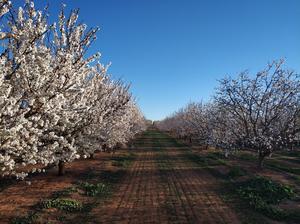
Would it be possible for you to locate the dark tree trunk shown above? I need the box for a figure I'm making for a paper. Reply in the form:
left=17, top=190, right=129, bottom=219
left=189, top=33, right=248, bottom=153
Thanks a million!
left=224, top=149, right=229, bottom=158
left=102, top=144, right=107, bottom=152
left=257, top=151, right=268, bottom=170
left=90, top=153, right=94, bottom=159
left=258, top=155, right=264, bottom=169
left=58, top=160, right=65, bottom=176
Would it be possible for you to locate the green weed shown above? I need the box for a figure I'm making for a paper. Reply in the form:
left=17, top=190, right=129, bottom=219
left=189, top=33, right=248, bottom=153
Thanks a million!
left=51, top=187, right=77, bottom=198
left=228, top=166, right=247, bottom=179
left=111, top=154, right=135, bottom=168
left=236, top=176, right=295, bottom=220
left=41, top=198, right=82, bottom=212
left=78, top=182, right=110, bottom=197
left=11, top=212, right=38, bottom=224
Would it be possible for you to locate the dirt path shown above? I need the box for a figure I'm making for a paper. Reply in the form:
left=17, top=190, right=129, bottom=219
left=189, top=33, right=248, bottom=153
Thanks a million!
left=92, top=130, right=240, bottom=224
left=0, top=130, right=241, bottom=223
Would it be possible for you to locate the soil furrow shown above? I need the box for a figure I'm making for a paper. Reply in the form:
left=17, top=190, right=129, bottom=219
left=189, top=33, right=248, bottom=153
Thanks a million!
left=93, top=130, right=240, bottom=224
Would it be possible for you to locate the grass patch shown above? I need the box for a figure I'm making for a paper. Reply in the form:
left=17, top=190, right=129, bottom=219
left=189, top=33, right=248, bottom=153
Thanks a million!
left=266, top=160, right=300, bottom=175
left=236, top=176, right=295, bottom=220
left=11, top=212, right=39, bottom=224
left=51, top=187, right=78, bottom=198
left=289, top=175, right=300, bottom=186
left=99, top=170, right=125, bottom=184
left=41, top=198, right=83, bottom=212
left=280, top=150, right=300, bottom=157
left=111, top=153, right=135, bottom=168
left=237, top=152, right=257, bottom=161
left=237, top=151, right=300, bottom=175
left=228, top=166, right=247, bottom=179
left=78, top=182, right=111, bottom=197
left=185, top=153, right=207, bottom=166
left=185, top=152, right=227, bottom=168
left=83, top=169, right=99, bottom=180
left=274, top=155, right=300, bottom=165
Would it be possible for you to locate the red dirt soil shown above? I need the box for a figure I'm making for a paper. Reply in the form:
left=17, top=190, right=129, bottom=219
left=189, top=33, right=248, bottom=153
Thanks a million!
left=0, top=152, right=109, bottom=223
left=0, top=132, right=241, bottom=224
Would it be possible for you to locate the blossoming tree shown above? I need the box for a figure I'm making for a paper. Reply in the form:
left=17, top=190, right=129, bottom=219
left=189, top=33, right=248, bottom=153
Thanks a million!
left=214, top=60, right=300, bottom=168
left=158, top=60, right=299, bottom=169
left=0, top=0, right=146, bottom=178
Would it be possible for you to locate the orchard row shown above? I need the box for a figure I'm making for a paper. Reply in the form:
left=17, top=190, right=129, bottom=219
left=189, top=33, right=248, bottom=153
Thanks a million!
left=157, top=60, right=300, bottom=168
left=0, top=0, right=146, bottom=179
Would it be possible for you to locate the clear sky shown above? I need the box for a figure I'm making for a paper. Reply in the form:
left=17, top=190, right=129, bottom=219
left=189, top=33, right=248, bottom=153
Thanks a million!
left=32, top=0, right=300, bottom=120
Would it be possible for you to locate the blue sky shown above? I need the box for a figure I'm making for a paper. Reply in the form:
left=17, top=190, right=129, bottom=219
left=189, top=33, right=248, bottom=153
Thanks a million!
left=31, top=0, right=300, bottom=120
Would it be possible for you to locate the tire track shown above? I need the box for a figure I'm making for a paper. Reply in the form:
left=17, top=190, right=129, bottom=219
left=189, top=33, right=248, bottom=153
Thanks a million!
left=165, top=149, right=239, bottom=223
left=93, top=130, right=240, bottom=224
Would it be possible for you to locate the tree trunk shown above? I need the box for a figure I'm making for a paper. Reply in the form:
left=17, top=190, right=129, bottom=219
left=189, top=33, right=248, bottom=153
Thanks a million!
left=58, top=160, right=65, bottom=176
left=90, top=153, right=94, bottom=159
left=102, top=144, right=107, bottom=152
left=224, top=149, right=229, bottom=158
left=258, top=151, right=267, bottom=170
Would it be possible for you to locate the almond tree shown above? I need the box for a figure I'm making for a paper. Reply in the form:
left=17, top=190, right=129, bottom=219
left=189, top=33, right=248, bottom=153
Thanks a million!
left=0, top=1, right=146, bottom=178
left=103, top=101, right=146, bottom=150
left=156, top=110, right=190, bottom=140
left=215, top=60, right=300, bottom=168
left=157, top=102, right=212, bottom=147
left=182, top=102, right=212, bottom=148
left=157, top=61, right=299, bottom=167
left=0, top=1, right=54, bottom=178
left=209, top=104, right=240, bottom=157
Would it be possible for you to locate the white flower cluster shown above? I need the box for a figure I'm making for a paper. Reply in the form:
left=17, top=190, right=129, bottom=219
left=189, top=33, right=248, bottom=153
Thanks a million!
left=0, top=0, right=10, bottom=18
left=0, top=1, right=146, bottom=179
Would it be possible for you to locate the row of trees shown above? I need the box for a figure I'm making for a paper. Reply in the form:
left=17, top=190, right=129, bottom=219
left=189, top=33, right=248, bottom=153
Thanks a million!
left=0, top=0, right=146, bottom=179
left=157, top=60, right=300, bottom=168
